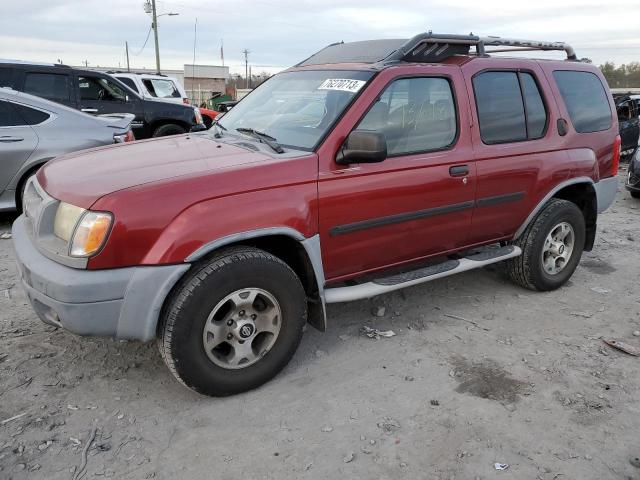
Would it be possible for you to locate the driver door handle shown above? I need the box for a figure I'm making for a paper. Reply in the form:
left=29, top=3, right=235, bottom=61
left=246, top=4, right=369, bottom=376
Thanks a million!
left=81, top=108, right=98, bottom=113
left=0, top=136, right=24, bottom=143
left=449, top=165, right=469, bottom=177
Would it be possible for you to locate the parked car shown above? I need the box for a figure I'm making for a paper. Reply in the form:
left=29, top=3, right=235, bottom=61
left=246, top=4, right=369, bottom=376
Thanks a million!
left=108, top=72, right=219, bottom=129
left=0, top=87, right=133, bottom=212
left=614, top=94, right=640, bottom=159
left=108, top=72, right=189, bottom=104
left=626, top=141, right=640, bottom=198
left=13, top=33, right=620, bottom=397
left=216, top=100, right=238, bottom=113
left=0, top=61, right=205, bottom=138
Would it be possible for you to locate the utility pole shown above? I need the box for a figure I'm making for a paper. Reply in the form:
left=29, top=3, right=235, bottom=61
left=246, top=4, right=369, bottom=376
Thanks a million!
left=151, top=0, right=161, bottom=73
left=243, top=49, right=250, bottom=89
left=125, top=41, right=130, bottom=72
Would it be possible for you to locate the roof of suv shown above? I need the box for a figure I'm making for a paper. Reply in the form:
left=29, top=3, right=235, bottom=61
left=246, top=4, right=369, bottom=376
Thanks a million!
left=296, top=32, right=578, bottom=70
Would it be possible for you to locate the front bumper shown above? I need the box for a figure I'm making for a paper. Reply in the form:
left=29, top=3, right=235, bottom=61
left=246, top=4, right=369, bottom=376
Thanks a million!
left=12, top=215, right=190, bottom=342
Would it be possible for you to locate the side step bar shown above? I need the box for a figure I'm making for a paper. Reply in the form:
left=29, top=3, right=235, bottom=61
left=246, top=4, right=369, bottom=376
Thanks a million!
left=324, top=245, right=522, bottom=303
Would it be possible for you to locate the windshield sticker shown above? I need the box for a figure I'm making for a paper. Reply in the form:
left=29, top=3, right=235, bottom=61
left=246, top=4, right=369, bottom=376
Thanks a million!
left=317, top=79, right=366, bottom=93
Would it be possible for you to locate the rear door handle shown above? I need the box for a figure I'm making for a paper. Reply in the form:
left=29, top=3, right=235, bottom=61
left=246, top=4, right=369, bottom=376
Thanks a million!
left=81, top=108, right=98, bottom=113
left=0, top=136, right=24, bottom=143
left=449, top=165, right=469, bottom=177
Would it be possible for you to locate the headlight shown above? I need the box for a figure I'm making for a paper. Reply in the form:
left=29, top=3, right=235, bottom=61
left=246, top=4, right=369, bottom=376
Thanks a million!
left=194, top=107, right=203, bottom=125
left=53, top=202, right=113, bottom=257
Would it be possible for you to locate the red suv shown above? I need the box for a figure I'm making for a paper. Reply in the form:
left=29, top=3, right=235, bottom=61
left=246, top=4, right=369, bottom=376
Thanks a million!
left=13, top=33, right=620, bottom=396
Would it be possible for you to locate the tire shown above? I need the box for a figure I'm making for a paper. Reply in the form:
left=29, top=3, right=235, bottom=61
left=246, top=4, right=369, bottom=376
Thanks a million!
left=152, top=123, right=186, bottom=137
left=631, top=191, right=640, bottom=199
left=158, top=247, right=307, bottom=396
left=506, top=199, right=585, bottom=291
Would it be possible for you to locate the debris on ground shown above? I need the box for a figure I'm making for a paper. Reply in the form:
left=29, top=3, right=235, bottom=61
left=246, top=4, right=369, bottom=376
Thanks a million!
left=321, top=425, right=334, bottom=432
left=494, top=462, right=509, bottom=471
left=603, top=339, right=640, bottom=356
left=1, top=411, right=28, bottom=425
left=570, top=311, right=593, bottom=318
left=377, top=417, right=401, bottom=434
left=630, top=456, right=640, bottom=469
left=362, top=326, right=396, bottom=339
left=430, top=399, right=440, bottom=406
left=372, top=306, right=386, bottom=317
left=444, top=313, right=490, bottom=331
left=633, top=331, right=640, bottom=337
left=0, top=232, right=11, bottom=239
left=72, top=427, right=97, bottom=480
left=342, top=452, right=355, bottom=463
left=590, top=286, right=610, bottom=294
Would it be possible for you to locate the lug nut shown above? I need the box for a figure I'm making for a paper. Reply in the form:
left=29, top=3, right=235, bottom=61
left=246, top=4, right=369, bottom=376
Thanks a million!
left=251, top=314, right=257, bottom=320
left=239, top=310, right=245, bottom=316
left=227, top=320, right=233, bottom=326
left=227, top=333, right=233, bottom=340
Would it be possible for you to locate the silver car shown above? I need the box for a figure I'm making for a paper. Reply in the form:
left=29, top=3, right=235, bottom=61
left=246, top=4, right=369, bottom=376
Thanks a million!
left=0, top=87, right=133, bottom=212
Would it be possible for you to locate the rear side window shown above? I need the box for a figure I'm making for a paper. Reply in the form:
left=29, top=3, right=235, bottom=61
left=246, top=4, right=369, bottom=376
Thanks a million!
left=0, top=101, right=21, bottom=126
left=0, top=68, right=13, bottom=88
left=142, top=78, right=181, bottom=98
left=357, top=76, right=457, bottom=156
left=24, top=73, right=70, bottom=102
left=116, top=77, right=139, bottom=93
left=473, top=71, right=548, bottom=144
left=12, top=103, right=50, bottom=125
left=553, top=71, right=612, bottom=133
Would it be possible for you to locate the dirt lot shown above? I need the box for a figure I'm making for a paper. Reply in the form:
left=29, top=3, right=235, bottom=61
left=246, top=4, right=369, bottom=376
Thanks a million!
left=0, top=170, right=639, bottom=480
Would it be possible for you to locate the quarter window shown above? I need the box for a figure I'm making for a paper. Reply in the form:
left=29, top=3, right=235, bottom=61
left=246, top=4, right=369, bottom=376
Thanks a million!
left=0, top=101, right=21, bottom=127
left=23, top=73, right=70, bottom=102
left=12, top=103, right=50, bottom=125
left=357, top=77, right=457, bottom=156
left=116, top=77, right=139, bottom=93
left=473, top=71, right=548, bottom=144
left=553, top=71, right=612, bottom=133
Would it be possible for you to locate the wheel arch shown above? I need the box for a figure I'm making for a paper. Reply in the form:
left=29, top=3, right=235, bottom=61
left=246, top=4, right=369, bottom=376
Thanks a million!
left=14, top=159, right=51, bottom=211
left=150, top=118, right=191, bottom=135
left=515, top=177, right=598, bottom=251
left=184, top=228, right=327, bottom=332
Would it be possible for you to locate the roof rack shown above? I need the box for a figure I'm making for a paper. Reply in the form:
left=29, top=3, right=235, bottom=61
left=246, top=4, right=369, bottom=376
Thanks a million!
left=383, top=32, right=577, bottom=63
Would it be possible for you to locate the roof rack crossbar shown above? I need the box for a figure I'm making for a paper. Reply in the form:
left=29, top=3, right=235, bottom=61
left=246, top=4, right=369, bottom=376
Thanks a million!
left=382, top=32, right=577, bottom=64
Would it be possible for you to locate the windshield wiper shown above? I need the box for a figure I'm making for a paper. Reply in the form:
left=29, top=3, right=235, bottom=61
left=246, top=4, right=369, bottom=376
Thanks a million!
left=212, top=120, right=227, bottom=138
left=235, top=128, right=284, bottom=154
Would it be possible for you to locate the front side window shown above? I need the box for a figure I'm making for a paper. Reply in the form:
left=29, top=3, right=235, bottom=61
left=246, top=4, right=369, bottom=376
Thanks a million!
left=553, top=71, right=612, bottom=133
left=218, top=70, right=374, bottom=150
left=142, top=78, right=181, bottom=98
left=78, top=76, right=127, bottom=102
left=24, top=73, right=70, bottom=102
left=356, top=77, right=457, bottom=156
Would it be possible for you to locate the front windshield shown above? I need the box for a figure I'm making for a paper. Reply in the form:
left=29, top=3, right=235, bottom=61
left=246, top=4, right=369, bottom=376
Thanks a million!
left=218, top=70, right=374, bottom=150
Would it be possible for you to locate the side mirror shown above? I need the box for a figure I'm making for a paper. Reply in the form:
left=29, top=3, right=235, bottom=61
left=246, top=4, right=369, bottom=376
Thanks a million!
left=336, top=130, right=387, bottom=165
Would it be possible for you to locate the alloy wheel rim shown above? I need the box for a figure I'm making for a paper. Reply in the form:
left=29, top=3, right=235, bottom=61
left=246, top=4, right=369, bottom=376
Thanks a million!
left=541, top=221, right=575, bottom=275
left=202, top=288, right=282, bottom=370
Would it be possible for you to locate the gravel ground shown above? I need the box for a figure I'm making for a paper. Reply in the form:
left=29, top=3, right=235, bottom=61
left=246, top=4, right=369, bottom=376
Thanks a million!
left=0, top=170, right=639, bottom=480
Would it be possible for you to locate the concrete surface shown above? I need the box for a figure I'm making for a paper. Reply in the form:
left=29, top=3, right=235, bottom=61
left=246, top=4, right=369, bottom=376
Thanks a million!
left=0, top=170, right=639, bottom=479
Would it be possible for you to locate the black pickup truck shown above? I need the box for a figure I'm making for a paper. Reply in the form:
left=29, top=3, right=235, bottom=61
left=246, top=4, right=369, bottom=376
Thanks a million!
left=0, top=61, right=205, bottom=138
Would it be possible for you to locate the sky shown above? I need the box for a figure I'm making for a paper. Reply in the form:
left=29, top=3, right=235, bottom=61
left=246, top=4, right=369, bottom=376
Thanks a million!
left=0, top=0, right=638, bottom=76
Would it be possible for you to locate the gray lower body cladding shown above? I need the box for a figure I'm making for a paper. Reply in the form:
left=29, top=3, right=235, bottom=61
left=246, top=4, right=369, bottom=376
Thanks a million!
left=12, top=215, right=189, bottom=342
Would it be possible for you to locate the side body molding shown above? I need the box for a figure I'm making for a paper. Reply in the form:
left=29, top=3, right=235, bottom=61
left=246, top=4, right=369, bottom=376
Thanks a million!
left=513, top=177, right=596, bottom=239
left=185, top=227, right=328, bottom=331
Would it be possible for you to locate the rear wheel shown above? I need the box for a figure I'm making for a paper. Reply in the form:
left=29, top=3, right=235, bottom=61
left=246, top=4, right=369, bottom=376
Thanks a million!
left=631, top=191, right=640, bottom=199
left=159, top=247, right=307, bottom=396
left=152, top=123, right=186, bottom=137
left=507, top=199, right=585, bottom=291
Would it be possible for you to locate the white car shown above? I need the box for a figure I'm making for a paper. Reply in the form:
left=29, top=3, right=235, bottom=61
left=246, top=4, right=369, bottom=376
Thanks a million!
left=109, top=72, right=189, bottom=105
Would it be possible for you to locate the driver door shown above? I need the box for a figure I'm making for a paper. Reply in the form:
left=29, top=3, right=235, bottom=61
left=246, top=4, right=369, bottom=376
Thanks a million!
left=317, top=68, right=476, bottom=282
left=76, top=74, right=141, bottom=117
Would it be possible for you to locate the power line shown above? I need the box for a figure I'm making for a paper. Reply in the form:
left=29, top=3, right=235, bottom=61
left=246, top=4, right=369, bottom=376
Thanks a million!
left=133, top=24, right=153, bottom=56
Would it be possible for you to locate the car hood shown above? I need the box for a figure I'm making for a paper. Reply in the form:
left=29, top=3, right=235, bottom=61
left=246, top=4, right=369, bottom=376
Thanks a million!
left=38, top=134, right=273, bottom=208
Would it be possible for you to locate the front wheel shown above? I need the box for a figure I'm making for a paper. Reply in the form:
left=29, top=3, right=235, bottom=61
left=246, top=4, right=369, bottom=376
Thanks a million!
left=506, top=199, right=585, bottom=291
left=158, top=247, right=307, bottom=396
